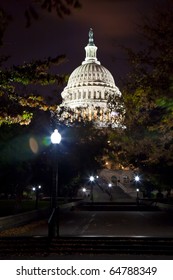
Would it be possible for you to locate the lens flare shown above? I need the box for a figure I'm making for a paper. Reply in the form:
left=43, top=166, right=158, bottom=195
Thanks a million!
left=42, top=136, right=51, bottom=146
left=29, top=137, right=39, bottom=154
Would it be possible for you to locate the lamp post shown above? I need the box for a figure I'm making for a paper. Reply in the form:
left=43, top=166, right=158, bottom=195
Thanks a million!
left=134, top=175, right=140, bottom=204
left=89, top=176, right=95, bottom=203
left=32, top=185, right=41, bottom=209
left=108, top=183, right=112, bottom=201
left=49, top=129, right=61, bottom=238
left=136, top=188, right=139, bottom=203
left=82, top=187, right=86, bottom=198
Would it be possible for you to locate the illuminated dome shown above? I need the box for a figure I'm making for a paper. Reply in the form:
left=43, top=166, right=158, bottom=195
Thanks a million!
left=59, top=28, right=124, bottom=128
left=66, top=62, right=116, bottom=89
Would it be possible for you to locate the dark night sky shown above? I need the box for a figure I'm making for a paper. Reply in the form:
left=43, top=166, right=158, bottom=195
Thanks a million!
left=1, top=0, right=167, bottom=88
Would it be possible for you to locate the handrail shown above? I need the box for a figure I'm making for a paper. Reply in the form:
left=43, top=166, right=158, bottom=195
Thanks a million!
left=48, top=208, right=56, bottom=224
left=48, top=208, right=56, bottom=239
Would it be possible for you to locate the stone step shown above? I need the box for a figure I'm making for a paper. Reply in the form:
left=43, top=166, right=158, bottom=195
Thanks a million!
left=0, top=237, right=49, bottom=259
left=77, top=202, right=159, bottom=211
left=1, top=236, right=173, bottom=258
left=50, top=237, right=173, bottom=256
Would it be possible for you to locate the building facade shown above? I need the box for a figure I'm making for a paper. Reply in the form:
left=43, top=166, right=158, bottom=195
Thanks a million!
left=58, top=28, right=124, bottom=128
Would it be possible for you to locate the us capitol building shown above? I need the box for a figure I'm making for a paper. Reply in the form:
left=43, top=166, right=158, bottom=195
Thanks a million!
left=58, top=28, right=124, bottom=128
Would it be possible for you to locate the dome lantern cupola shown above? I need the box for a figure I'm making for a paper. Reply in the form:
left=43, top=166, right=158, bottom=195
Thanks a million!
left=82, top=28, right=100, bottom=65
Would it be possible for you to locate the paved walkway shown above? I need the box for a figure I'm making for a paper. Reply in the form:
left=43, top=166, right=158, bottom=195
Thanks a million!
left=0, top=180, right=172, bottom=238
left=1, top=204, right=173, bottom=238
left=0, top=183, right=134, bottom=237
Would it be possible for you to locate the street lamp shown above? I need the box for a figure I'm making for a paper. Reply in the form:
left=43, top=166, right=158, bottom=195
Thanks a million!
left=89, top=176, right=95, bottom=202
left=108, top=183, right=113, bottom=201
left=32, top=185, right=41, bottom=209
left=89, top=176, right=95, bottom=182
left=51, top=129, right=61, bottom=144
left=49, top=129, right=61, bottom=238
left=134, top=175, right=140, bottom=182
left=82, top=188, right=86, bottom=198
left=134, top=175, right=140, bottom=204
left=136, top=188, right=139, bottom=204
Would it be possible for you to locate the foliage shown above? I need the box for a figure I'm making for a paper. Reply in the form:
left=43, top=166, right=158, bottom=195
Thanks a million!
left=56, top=91, right=125, bottom=129
left=0, top=0, right=106, bottom=198
left=24, top=0, right=81, bottom=27
left=0, top=0, right=80, bottom=126
left=107, top=1, right=173, bottom=189
left=0, top=55, right=67, bottom=125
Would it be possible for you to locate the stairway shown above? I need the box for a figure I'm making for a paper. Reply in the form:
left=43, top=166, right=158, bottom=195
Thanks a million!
left=77, top=201, right=159, bottom=211
left=49, top=237, right=173, bottom=257
left=1, top=236, right=173, bottom=258
left=0, top=237, right=49, bottom=259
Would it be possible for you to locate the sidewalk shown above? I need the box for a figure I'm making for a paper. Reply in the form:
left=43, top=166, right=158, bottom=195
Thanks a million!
left=0, top=200, right=173, bottom=238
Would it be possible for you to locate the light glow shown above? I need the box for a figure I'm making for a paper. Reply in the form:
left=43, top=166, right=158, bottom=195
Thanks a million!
left=51, top=129, right=61, bottom=144
left=134, top=175, right=140, bottom=182
left=89, top=176, right=95, bottom=182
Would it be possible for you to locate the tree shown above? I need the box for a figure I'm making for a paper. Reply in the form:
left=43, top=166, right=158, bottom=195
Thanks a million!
left=108, top=1, right=173, bottom=191
left=0, top=0, right=82, bottom=199
left=0, top=0, right=81, bottom=125
left=23, top=0, right=81, bottom=27
left=0, top=56, right=68, bottom=125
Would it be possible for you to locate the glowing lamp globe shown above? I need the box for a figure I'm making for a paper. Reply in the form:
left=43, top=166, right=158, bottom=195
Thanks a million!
left=51, top=129, right=61, bottom=144
left=89, top=176, right=95, bottom=182
left=134, top=175, right=140, bottom=182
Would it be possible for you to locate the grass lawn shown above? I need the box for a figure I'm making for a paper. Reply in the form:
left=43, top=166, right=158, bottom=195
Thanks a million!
left=0, top=199, right=49, bottom=217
